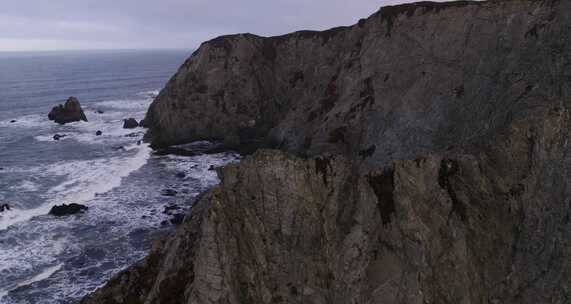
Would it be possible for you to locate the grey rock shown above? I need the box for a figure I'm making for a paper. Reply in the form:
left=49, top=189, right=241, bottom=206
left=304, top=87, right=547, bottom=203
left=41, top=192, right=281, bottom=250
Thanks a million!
left=84, top=1, right=571, bottom=303
left=122, top=118, right=139, bottom=129
left=48, top=97, right=88, bottom=124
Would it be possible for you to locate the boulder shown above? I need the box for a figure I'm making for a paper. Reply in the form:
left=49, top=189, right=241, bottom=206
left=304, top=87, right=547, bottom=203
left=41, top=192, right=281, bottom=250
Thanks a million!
left=96, top=130, right=102, bottom=136
left=49, top=203, right=88, bottom=216
left=53, top=134, right=67, bottom=141
left=123, top=118, right=139, bottom=129
left=96, top=110, right=104, bottom=114
left=48, top=97, right=88, bottom=124
left=10, top=120, right=16, bottom=123
left=0, top=204, right=10, bottom=213
left=139, top=119, right=148, bottom=128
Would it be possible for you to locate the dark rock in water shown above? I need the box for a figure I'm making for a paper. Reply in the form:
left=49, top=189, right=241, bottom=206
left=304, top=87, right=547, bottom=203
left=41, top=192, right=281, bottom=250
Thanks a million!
left=137, top=140, right=142, bottom=146
left=153, top=144, right=230, bottom=157
left=170, top=214, right=185, bottom=225
left=124, top=132, right=141, bottom=138
left=161, top=189, right=178, bottom=197
left=113, top=146, right=125, bottom=151
left=96, top=110, right=104, bottom=114
left=163, top=204, right=181, bottom=215
left=96, top=130, right=103, bottom=136
left=123, top=118, right=139, bottom=129
left=48, top=97, right=88, bottom=124
left=53, top=134, right=67, bottom=141
left=0, top=204, right=10, bottom=213
left=208, top=165, right=216, bottom=171
left=49, top=203, right=88, bottom=216
left=154, top=147, right=200, bottom=157
left=175, top=172, right=186, bottom=179
left=10, top=120, right=16, bottom=123
left=139, top=119, right=148, bottom=128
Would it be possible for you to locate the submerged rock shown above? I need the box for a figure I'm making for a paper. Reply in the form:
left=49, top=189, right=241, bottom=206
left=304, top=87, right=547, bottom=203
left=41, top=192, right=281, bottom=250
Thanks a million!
left=49, top=204, right=88, bottom=216
left=53, top=134, right=67, bottom=141
left=122, top=118, right=139, bottom=129
left=48, top=97, right=88, bottom=124
left=96, top=130, right=102, bottom=136
left=0, top=204, right=10, bottom=213
left=10, top=120, right=16, bottom=123
left=160, top=189, right=178, bottom=197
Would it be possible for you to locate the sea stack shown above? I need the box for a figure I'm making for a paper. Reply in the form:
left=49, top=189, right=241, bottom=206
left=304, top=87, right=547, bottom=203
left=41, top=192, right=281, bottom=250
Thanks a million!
left=48, top=97, right=88, bottom=124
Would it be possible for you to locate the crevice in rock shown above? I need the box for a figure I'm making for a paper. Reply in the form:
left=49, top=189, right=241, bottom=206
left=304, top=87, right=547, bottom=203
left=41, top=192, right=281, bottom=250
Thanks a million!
left=368, top=168, right=396, bottom=225
left=438, top=158, right=466, bottom=222
left=315, top=157, right=333, bottom=185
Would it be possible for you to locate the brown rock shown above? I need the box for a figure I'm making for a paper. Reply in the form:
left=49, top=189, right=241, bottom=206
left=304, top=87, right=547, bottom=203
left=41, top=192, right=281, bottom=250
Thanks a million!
left=48, top=97, right=88, bottom=124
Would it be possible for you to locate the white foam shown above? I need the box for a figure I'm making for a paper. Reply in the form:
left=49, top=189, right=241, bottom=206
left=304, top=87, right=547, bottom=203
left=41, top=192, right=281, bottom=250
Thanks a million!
left=0, top=264, right=63, bottom=301
left=45, top=144, right=151, bottom=206
left=136, top=90, right=160, bottom=97
left=0, top=144, right=151, bottom=231
left=0, top=204, right=53, bottom=231
left=10, top=180, right=39, bottom=192
left=0, top=114, right=50, bottom=129
left=94, top=98, right=151, bottom=110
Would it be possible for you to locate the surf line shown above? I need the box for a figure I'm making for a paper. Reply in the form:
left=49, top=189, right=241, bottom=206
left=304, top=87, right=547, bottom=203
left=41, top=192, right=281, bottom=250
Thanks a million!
left=0, top=263, right=63, bottom=300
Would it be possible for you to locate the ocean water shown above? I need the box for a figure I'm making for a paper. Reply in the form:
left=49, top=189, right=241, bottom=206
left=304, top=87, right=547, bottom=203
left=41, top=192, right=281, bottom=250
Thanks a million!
left=0, top=50, right=239, bottom=303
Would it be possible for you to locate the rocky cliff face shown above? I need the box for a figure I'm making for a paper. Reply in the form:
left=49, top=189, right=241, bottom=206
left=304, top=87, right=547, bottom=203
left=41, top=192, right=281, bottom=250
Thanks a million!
left=85, top=1, right=571, bottom=303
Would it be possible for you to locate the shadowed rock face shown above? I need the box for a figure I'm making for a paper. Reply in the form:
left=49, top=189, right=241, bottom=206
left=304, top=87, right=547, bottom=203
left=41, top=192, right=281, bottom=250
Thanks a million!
left=144, top=0, right=569, bottom=166
left=84, top=1, right=571, bottom=303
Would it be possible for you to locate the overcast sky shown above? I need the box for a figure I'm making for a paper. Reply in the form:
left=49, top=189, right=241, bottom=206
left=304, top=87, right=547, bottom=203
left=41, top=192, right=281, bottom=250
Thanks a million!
left=0, top=0, right=448, bottom=52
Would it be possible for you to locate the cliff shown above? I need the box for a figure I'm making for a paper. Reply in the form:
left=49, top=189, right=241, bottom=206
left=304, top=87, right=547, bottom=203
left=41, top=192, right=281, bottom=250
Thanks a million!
left=84, top=0, right=571, bottom=303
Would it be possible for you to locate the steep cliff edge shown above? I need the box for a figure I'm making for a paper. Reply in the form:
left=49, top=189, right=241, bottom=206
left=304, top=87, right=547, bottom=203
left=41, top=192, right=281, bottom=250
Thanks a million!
left=85, top=1, right=571, bottom=303
left=144, top=0, right=569, bottom=166
left=84, top=107, right=571, bottom=303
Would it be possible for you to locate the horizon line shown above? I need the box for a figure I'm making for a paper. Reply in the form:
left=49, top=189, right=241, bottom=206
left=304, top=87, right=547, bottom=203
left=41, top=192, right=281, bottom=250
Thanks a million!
left=0, top=47, right=193, bottom=54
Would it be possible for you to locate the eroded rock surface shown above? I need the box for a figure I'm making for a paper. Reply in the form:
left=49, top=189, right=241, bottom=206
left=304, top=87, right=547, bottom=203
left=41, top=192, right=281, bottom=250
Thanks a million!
left=84, top=106, right=571, bottom=303
left=84, top=1, right=571, bottom=303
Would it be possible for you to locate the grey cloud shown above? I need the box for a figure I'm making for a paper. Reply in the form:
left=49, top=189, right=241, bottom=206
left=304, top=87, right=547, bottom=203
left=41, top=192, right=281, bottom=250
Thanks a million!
left=0, top=0, right=447, bottom=51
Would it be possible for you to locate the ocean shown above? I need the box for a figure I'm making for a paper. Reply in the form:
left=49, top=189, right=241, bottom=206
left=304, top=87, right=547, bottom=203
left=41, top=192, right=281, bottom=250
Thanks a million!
left=0, top=50, right=239, bottom=303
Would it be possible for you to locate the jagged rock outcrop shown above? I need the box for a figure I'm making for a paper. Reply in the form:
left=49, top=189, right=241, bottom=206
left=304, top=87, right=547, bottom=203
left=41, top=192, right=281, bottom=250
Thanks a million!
left=85, top=0, right=571, bottom=303
left=123, top=118, right=140, bottom=129
left=144, top=0, right=569, bottom=167
left=48, top=96, right=88, bottom=124
left=84, top=104, right=571, bottom=303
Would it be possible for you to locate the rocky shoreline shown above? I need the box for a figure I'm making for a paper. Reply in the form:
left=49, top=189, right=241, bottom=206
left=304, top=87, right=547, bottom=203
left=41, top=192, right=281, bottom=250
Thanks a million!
left=83, top=0, right=571, bottom=303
